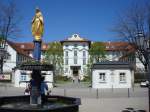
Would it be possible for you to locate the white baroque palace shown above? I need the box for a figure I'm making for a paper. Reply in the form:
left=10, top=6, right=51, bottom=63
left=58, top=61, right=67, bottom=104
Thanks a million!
left=1, top=34, right=145, bottom=88
left=60, top=34, right=91, bottom=79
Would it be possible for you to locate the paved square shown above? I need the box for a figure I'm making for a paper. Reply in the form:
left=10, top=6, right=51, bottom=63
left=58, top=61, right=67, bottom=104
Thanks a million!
left=0, top=85, right=148, bottom=112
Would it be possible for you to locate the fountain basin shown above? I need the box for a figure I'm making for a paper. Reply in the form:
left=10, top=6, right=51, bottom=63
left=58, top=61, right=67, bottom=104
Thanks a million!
left=0, top=95, right=81, bottom=112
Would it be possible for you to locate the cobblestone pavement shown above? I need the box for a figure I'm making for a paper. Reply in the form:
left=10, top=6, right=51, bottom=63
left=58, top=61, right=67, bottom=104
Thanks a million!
left=80, top=97, right=148, bottom=112
left=0, top=84, right=148, bottom=112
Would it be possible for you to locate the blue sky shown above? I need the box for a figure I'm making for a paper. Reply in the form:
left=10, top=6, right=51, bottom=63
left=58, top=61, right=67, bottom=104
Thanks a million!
left=2, top=0, right=148, bottom=42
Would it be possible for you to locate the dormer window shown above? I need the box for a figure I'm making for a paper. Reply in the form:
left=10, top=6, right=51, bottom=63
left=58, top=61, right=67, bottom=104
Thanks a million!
left=42, top=45, right=46, bottom=49
left=111, top=46, right=115, bottom=49
left=106, top=46, right=109, bottom=49
left=65, top=45, right=68, bottom=47
left=21, top=45, right=25, bottom=49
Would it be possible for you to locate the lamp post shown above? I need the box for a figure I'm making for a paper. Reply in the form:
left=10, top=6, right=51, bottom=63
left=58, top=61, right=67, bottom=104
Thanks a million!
left=134, top=32, right=150, bottom=112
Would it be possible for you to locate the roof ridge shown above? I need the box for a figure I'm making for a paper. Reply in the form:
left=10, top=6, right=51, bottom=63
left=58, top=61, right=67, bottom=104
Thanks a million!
left=7, top=40, right=32, bottom=58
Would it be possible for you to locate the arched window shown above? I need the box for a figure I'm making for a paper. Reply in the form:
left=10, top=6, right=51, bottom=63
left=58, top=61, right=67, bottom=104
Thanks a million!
left=83, top=51, right=86, bottom=57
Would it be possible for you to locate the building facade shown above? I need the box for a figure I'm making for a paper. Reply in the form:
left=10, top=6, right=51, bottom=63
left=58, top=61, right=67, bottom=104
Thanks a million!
left=1, top=41, right=32, bottom=82
left=60, top=34, right=91, bottom=79
left=1, top=41, right=53, bottom=88
left=92, top=61, right=134, bottom=88
left=3, top=41, right=32, bottom=73
left=104, top=42, right=131, bottom=61
left=14, top=70, right=53, bottom=88
left=2, top=34, right=144, bottom=82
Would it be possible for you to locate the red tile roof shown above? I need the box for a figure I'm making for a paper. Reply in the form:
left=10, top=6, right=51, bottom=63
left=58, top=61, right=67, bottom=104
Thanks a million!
left=8, top=41, right=134, bottom=53
left=15, top=42, right=49, bottom=51
left=103, top=42, right=132, bottom=51
left=7, top=40, right=33, bottom=58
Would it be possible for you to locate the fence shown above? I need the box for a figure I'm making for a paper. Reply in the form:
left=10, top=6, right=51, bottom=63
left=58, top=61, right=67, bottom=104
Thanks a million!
left=51, top=87, right=148, bottom=99
left=0, top=86, right=148, bottom=99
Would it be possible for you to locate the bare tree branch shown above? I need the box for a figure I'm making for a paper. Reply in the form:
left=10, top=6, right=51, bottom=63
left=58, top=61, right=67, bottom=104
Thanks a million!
left=113, top=1, right=150, bottom=71
left=0, top=1, right=22, bottom=40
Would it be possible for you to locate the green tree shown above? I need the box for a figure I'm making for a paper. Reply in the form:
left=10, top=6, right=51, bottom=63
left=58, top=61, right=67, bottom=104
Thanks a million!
left=89, top=42, right=106, bottom=63
left=44, top=42, right=63, bottom=76
left=87, top=42, right=106, bottom=76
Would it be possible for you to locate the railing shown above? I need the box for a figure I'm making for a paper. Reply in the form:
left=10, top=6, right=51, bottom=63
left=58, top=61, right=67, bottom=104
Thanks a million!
left=51, top=87, right=148, bottom=99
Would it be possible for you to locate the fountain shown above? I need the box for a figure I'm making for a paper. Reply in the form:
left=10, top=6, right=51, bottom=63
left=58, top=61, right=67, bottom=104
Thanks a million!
left=0, top=8, right=81, bottom=112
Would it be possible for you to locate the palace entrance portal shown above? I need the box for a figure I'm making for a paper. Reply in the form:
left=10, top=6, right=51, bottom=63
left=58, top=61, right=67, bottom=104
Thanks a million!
left=70, top=66, right=81, bottom=77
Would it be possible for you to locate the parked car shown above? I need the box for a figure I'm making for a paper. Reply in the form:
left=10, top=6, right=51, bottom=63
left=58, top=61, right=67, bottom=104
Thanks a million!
left=122, top=108, right=146, bottom=112
left=140, top=81, right=149, bottom=87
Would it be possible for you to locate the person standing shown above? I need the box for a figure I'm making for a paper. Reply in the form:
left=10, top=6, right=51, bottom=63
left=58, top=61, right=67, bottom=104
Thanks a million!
left=40, top=76, right=48, bottom=104
left=72, top=77, right=75, bottom=83
left=24, top=83, right=31, bottom=95
left=29, top=78, right=41, bottom=104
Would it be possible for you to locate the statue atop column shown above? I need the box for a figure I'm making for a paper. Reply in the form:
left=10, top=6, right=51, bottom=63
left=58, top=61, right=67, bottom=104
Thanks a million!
left=31, top=8, right=44, bottom=41
left=30, top=8, right=44, bottom=104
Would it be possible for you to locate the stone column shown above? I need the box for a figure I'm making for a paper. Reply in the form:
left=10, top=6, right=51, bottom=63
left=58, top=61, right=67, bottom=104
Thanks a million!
left=30, top=40, right=42, bottom=105
left=33, top=40, right=42, bottom=61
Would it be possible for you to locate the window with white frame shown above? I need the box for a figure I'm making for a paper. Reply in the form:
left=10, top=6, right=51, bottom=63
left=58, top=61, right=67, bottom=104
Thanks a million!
left=83, top=51, right=86, bottom=57
left=74, top=50, right=77, bottom=56
left=65, top=51, right=68, bottom=57
left=99, top=73, right=106, bottom=82
left=20, top=73, right=26, bottom=81
left=119, top=73, right=126, bottom=83
left=74, top=58, right=77, bottom=64
left=83, top=58, right=86, bottom=65
left=65, top=58, right=68, bottom=65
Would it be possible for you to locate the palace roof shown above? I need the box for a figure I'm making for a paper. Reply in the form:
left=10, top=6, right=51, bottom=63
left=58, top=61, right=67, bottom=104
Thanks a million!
left=7, top=40, right=133, bottom=53
left=60, top=34, right=91, bottom=43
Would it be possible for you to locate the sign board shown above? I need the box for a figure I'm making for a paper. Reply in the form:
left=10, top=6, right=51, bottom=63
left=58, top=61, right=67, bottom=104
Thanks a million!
left=0, top=74, right=11, bottom=81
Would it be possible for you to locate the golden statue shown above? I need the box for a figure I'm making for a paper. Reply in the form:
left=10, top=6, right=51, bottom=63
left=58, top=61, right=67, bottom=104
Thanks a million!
left=31, top=8, right=44, bottom=41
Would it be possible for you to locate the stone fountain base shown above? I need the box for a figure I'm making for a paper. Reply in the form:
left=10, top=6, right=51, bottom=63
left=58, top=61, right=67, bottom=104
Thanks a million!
left=0, top=95, right=81, bottom=112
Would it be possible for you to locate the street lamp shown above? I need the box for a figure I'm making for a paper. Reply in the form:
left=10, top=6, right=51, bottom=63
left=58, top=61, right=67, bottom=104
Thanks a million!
left=135, top=32, right=150, bottom=68
left=134, top=32, right=150, bottom=112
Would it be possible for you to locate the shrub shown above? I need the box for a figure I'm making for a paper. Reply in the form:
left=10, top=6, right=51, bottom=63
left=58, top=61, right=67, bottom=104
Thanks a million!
left=82, top=75, right=91, bottom=82
left=54, top=75, right=71, bottom=82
